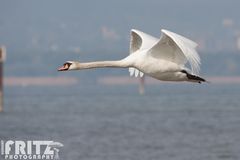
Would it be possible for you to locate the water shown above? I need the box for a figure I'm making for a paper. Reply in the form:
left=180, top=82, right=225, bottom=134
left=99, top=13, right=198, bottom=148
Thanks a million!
left=1, top=84, right=240, bottom=160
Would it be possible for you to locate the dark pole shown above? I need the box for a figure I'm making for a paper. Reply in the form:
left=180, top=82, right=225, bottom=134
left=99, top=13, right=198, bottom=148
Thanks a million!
left=0, top=46, right=5, bottom=112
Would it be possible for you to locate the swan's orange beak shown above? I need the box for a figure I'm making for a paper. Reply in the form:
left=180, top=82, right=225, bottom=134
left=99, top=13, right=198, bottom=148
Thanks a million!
left=58, top=62, right=72, bottom=71
left=58, top=64, right=68, bottom=71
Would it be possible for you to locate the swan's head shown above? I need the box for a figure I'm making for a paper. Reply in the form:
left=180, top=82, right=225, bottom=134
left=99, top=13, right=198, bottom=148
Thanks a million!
left=58, top=61, right=78, bottom=71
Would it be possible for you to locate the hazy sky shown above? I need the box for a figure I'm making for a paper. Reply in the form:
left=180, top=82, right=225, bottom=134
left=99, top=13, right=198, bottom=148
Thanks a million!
left=1, top=0, right=240, bottom=52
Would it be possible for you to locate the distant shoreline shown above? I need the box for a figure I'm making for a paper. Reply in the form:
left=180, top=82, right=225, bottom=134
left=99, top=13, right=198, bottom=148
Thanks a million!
left=4, top=76, right=240, bottom=87
left=98, top=76, right=240, bottom=85
left=4, top=77, right=79, bottom=86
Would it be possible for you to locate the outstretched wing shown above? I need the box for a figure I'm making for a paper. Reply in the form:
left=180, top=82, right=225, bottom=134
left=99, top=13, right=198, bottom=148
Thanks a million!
left=129, top=29, right=158, bottom=77
left=149, top=29, right=200, bottom=74
left=130, top=29, right=158, bottom=53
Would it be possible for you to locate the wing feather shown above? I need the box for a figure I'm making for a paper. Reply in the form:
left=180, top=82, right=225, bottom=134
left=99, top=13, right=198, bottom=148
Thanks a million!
left=149, top=29, right=200, bottom=74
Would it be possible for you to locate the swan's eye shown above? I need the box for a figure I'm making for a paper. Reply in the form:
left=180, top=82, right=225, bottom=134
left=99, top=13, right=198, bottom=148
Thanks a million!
left=63, top=62, right=71, bottom=69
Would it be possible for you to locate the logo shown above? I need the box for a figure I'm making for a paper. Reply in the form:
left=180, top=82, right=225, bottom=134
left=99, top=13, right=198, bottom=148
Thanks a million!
left=0, top=140, right=64, bottom=160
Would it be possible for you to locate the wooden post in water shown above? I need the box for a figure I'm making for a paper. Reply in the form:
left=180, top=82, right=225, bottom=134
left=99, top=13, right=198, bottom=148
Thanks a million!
left=0, top=46, right=6, bottom=112
left=139, top=76, right=145, bottom=95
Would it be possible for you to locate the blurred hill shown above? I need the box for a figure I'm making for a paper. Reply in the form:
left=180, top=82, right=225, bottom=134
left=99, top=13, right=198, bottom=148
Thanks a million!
left=5, top=50, right=240, bottom=79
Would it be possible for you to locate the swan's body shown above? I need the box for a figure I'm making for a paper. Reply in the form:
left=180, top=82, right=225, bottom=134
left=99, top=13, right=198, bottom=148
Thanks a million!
left=58, top=29, right=206, bottom=83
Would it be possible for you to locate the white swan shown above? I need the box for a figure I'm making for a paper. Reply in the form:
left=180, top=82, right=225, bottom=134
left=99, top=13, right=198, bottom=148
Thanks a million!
left=58, top=29, right=206, bottom=83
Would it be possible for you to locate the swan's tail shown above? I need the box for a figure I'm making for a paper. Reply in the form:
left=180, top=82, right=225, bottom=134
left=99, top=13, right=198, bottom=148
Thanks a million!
left=181, top=70, right=206, bottom=83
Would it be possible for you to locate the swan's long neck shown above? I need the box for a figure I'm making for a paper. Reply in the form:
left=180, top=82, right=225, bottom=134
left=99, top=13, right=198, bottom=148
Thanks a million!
left=74, top=59, right=131, bottom=70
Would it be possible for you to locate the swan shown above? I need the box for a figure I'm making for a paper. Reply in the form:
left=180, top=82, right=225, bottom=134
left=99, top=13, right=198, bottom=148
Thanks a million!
left=58, top=29, right=206, bottom=83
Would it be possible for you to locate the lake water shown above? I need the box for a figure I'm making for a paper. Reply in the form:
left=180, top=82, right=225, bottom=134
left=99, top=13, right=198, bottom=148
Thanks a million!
left=1, top=83, right=240, bottom=160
